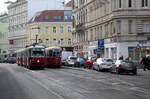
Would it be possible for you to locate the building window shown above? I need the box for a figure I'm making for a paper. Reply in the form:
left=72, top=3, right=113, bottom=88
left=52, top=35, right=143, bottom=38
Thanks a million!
left=142, top=23, right=150, bottom=32
left=46, top=39, right=49, bottom=44
left=53, top=38, right=57, bottom=44
left=68, top=39, right=72, bottom=45
left=128, top=0, right=132, bottom=7
left=44, top=16, right=49, bottom=20
left=68, top=26, right=72, bottom=33
left=53, top=26, right=56, bottom=33
left=142, top=0, right=148, bottom=7
left=60, top=38, right=64, bottom=45
left=60, top=26, right=63, bottom=33
left=117, top=20, right=121, bottom=33
left=128, top=20, right=133, bottom=34
left=90, top=29, right=93, bottom=40
left=119, top=0, right=122, bottom=8
left=45, top=26, right=49, bottom=33
left=55, top=16, right=62, bottom=20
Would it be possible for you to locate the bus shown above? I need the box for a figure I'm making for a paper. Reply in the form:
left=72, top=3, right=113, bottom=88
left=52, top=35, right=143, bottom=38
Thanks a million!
left=45, top=47, right=62, bottom=68
left=16, top=45, right=46, bottom=69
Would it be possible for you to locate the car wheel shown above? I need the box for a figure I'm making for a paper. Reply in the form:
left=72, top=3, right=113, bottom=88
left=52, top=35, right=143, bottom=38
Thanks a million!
left=116, top=68, right=121, bottom=74
left=92, top=66, right=95, bottom=70
left=133, top=70, right=137, bottom=75
left=110, top=68, right=114, bottom=73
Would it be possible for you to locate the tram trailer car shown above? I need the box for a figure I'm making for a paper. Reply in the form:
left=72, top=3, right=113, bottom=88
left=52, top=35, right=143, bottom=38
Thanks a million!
left=45, top=47, right=62, bottom=68
left=16, top=45, right=46, bottom=69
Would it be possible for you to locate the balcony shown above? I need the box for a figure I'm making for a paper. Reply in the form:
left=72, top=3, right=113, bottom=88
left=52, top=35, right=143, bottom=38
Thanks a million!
left=75, top=23, right=85, bottom=33
left=105, top=34, right=148, bottom=44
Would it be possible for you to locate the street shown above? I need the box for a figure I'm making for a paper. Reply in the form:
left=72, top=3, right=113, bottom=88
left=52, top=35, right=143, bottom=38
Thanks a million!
left=0, top=64, right=150, bottom=99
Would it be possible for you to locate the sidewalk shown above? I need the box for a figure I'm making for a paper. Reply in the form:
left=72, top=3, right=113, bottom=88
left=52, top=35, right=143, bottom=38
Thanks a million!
left=137, top=69, right=150, bottom=75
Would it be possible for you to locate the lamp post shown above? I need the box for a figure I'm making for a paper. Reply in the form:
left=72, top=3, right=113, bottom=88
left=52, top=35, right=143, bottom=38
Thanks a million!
left=32, top=27, right=40, bottom=44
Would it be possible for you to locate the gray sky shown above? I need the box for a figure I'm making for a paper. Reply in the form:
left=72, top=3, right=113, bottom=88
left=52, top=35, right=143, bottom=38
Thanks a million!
left=0, top=0, right=70, bottom=13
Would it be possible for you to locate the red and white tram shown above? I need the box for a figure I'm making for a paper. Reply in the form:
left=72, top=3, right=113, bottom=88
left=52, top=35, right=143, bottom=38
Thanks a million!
left=16, top=45, right=46, bottom=69
left=45, top=47, right=62, bottom=68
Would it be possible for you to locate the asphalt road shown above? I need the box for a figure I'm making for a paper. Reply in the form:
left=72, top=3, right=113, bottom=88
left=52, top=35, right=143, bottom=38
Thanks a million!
left=0, top=63, right=150, bottom=99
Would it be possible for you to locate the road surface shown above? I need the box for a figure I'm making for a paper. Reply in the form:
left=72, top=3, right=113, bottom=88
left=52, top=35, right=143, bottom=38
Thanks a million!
left=0, top=63, right=150, bottom=99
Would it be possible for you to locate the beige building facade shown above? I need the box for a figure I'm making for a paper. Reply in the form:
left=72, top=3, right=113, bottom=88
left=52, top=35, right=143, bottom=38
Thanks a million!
left=73, top=0, right=150, bottom=60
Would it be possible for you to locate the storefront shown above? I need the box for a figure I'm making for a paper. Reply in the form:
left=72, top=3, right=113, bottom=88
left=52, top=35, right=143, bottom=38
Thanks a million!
left=96, top=40, right=104, bottom=57
left=105, top=41, right=150, bottom=61
left=87, top=41, right=98, bottom=57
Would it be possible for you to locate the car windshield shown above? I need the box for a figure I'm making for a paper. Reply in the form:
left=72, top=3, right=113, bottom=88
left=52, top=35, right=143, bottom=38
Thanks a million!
left=91, top=57, right=97, bottom=61
left=105, top=59, right=113, bottom=62
left=77, top=58, right=84, bottom=61
left=49, top=50, right=61, bottom=57
left=32, top=51, right=45, bottom=57
left=70, top=57, right=77, bottom=60
left=121, top=61, right=133, bottom=64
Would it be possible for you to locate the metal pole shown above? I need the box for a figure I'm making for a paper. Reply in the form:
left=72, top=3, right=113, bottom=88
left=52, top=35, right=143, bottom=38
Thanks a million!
left=35, top=34, right=38, bottom=44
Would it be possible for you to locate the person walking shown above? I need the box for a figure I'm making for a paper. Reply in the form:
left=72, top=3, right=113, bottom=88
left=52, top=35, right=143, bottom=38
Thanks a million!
left=119, top=56, right=124, bottom=60
left=147, top=56, right=150, bottom=70
left=141, top=56, right=147, bottom=71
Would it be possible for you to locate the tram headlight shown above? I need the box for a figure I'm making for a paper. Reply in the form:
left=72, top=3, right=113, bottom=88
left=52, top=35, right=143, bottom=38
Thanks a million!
left=37, top=60, right=40, bottom=63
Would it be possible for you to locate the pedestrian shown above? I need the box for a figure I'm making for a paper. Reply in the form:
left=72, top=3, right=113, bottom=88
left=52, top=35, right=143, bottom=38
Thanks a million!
left=147, top=56, right=150, bottom=70
left=141, top=56, right=147, bottom=71
left=119, top=56, right=123, bottom=60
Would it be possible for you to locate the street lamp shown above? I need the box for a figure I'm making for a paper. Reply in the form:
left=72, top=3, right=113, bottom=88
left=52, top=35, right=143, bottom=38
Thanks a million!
left=32, top=27, right=40, bottom=44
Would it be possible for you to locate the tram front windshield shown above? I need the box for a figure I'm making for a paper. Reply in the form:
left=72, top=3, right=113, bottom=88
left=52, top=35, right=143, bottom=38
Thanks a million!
left=32, top=48, right=45, bottom=57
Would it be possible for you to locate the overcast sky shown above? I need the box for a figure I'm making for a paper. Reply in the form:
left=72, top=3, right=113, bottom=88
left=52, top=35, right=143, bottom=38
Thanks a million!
left=0, top=0, right=70, bottom=13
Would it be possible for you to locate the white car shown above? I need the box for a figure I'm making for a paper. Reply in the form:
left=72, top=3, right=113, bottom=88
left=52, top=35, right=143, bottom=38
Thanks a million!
left=93, top=58, right=113, bottom=71
left=65, top=56, right=78, bottom=66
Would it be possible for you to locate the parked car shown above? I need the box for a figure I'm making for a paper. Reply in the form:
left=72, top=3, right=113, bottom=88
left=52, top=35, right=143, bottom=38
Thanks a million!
left=84, top=56, right=97, bottom=69
left=92, top=58, right=113, bottom=71
left=65, top=56, right=78, bottom=66
left=110, top=60, right=137, bottom=75
left=3, top=57, right=8, bottom=63
left=61, top=51, right=73, bottom=65
left=74, top=58, right=85, bottom=67
left=7, top=57, right=16, bottom=64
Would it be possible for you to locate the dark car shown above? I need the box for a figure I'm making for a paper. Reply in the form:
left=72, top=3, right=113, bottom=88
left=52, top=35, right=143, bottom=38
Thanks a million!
left=7, top=57, right=16, bottom=64
left=110, top=60, right=137, bottom=75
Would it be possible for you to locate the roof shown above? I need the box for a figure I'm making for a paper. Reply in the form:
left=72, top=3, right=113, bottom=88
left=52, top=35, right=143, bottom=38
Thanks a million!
left=65, top=0, right=73, bottom=7
left=29, top=10, right=72, bottom=23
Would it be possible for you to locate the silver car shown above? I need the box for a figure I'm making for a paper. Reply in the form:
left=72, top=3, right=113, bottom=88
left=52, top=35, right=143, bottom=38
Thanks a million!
left=93, top=58, right=113, bottom=71
left=110, top=60, right=137, bottom=75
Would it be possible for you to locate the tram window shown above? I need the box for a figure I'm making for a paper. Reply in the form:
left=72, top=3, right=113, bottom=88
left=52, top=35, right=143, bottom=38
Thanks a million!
left=53, top=52, right=56, bottom=57
left=53, top=51, right=60, bottom=57
left=49, top=50, right=53, bottom=57
left=32, top=51, right=44, bottom=57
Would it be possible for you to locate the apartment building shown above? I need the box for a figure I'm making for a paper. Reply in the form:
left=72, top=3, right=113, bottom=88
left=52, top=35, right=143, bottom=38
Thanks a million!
left=0, top=13, right=9, bottom=55
left=73, top=0, right=150, bottom=60
left=7, top=0, right=28, bottom=52
left=27, top=10, right=73, bottom=51
left=7, top=0, right=65, bottom=52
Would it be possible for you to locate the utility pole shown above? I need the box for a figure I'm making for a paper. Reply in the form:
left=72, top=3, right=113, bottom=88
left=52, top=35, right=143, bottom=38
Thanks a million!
left=32, top=27, right=40, bottom=44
